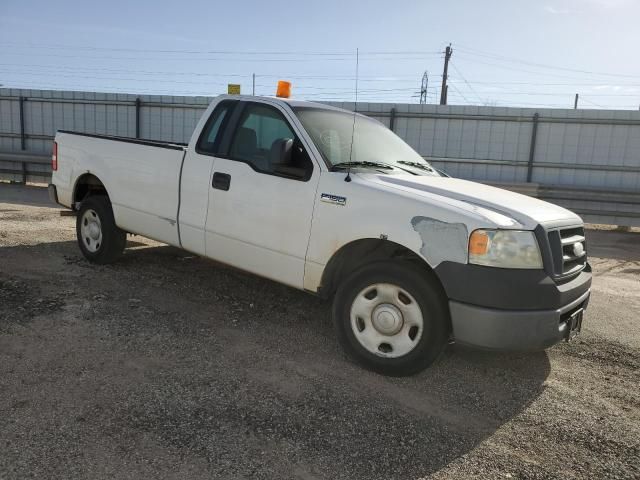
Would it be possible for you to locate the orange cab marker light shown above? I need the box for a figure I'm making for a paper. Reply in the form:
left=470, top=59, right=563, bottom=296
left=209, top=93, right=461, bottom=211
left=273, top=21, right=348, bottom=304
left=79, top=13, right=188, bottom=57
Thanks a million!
left=276, top=80, right=292, bottom=98
left=469, top=230, right=490, bottom=255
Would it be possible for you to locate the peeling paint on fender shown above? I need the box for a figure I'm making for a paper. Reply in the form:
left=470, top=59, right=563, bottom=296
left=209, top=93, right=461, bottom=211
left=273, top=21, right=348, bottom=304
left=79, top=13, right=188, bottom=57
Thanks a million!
left=411, top=216, right=468, bottom=266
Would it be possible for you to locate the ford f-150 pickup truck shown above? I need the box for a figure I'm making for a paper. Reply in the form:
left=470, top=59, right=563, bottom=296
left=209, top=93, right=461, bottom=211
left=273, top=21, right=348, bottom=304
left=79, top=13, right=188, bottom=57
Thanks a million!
left=49, top=94, right=591, bottom=375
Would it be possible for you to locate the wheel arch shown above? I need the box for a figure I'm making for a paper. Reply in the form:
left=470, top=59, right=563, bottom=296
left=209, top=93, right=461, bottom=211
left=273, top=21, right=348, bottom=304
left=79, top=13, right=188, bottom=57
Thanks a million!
left=317, top=237, right=447, bottom=302
left=72, top=172, right=110, bottom=207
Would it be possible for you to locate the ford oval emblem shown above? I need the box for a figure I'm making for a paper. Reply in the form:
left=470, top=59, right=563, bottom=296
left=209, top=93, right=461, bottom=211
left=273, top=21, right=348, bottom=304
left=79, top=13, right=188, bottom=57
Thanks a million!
left=573, top=242, right=585, bottom=257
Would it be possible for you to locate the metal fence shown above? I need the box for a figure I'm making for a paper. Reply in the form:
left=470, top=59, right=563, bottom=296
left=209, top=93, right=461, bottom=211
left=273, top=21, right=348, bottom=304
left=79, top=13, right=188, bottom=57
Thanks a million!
left=0, top=88, right=210, bottom=183
left=1, top=88, right=639, bottom=226
left=326, top=102, right=640, bottom=226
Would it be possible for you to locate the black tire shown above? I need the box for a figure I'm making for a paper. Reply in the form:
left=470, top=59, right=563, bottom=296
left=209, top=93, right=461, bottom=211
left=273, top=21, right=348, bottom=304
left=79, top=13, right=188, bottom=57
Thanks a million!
left=332, top=260, right=449, bottom=376
left=76, top=195, right=126, bottom=264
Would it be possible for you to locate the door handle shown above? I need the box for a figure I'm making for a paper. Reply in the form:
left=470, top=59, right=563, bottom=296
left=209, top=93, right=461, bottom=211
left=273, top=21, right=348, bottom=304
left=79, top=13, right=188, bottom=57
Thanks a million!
left=212, top=172, right=231, bottom=191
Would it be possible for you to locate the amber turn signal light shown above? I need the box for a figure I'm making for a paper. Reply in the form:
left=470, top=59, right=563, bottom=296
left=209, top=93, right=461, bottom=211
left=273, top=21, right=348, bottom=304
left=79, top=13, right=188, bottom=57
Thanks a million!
left=469, top=230, right=490, bottom=255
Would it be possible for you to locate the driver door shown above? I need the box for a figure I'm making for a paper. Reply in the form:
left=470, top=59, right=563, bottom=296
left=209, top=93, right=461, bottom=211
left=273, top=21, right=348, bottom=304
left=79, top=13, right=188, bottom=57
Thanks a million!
left=204, top=100, right=320, bottom=288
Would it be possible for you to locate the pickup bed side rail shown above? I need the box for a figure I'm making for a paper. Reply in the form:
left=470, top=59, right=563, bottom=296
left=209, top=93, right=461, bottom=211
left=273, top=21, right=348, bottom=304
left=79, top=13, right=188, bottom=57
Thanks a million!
left=57, top=130, right=187, bottom=151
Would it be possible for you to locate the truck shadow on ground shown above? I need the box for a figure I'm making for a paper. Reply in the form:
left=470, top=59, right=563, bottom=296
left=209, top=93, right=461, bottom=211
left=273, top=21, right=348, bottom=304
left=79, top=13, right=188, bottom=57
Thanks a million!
left=0, top=240, right=551, bottom=479
left=0, top=183, right=55, bottom=208
left=586, top=228, right=640, bottom=262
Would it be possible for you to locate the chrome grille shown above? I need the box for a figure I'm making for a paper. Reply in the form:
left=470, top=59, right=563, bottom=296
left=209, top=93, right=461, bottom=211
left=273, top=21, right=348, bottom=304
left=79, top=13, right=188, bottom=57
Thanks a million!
left=548, top=226, right=587, bottom=276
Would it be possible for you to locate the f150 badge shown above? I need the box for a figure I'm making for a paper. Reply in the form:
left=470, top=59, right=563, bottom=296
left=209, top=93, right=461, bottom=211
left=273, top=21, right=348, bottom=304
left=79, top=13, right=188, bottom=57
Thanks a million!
left=321, top=193, right=347, bottom=206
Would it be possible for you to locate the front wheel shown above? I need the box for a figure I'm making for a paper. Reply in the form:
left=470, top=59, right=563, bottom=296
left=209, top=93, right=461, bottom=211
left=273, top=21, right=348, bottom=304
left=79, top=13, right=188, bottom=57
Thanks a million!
left=76, top=195, right=126, bottom=264
left=332, top=261, right=449, bottom=376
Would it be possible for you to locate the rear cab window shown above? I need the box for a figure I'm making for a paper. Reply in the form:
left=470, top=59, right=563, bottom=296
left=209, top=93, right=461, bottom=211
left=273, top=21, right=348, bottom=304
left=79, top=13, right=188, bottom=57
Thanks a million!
left=196, top=100, right=236, bottom=155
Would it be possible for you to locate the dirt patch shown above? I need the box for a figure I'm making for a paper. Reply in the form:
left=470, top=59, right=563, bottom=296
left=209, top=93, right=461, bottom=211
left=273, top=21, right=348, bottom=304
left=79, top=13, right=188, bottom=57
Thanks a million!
left=0, top=276, right=65, bottom=328
left=0, top=189, right=639, bottom=480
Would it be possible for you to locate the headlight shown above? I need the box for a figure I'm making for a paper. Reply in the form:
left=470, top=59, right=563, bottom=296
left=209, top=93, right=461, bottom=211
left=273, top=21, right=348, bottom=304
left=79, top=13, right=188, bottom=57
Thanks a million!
left=469, top=229, right=543, bottom=269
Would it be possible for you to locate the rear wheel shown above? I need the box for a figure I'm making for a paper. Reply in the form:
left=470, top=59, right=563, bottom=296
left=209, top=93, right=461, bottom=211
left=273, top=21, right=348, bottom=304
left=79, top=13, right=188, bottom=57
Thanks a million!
left=332, top=261, right=449, bottom=376
left=76, top=195, right=126, bottom=264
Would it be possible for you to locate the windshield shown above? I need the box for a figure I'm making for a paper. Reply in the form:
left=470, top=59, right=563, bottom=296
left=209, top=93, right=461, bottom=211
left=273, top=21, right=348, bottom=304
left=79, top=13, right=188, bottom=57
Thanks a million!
left=294, top=107, right=439, bottom=176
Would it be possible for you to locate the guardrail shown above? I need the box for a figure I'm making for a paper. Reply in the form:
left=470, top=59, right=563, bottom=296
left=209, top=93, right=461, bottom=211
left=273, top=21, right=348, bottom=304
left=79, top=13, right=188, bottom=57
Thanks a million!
left=485, top=181, right=640, bottom=226
left=2, top=151, right=638, bottom=227
left=0, top=151, right=51, bottom=183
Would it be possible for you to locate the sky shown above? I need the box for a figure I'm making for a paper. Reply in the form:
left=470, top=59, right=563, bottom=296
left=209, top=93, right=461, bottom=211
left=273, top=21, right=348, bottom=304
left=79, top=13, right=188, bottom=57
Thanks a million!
left=1, top=0, right=640, bottom=109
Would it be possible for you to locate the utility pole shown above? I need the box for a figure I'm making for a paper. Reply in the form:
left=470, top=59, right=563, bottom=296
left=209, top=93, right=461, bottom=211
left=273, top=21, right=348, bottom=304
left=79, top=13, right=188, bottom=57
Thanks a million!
left=419, top=71, right=429, bottom=104
left=574, top=93, right=579, bottom=109
left=439, top=44, right=453, bottom=105
left=252, top=73, right=255, bottom=96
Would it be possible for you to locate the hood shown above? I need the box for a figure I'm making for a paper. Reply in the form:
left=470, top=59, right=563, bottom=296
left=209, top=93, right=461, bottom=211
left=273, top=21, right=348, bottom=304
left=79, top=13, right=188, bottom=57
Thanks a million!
left=364, top=174, right=582, bottom=230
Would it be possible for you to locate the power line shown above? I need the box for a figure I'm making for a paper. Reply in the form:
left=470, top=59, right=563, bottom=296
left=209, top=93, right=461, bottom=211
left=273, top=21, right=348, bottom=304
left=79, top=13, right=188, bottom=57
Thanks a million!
left=0, top=63, right=434, bottom=81
left=8, top=64, right=639, bottom=95
left=447, top=82, right=471, bottom=103
left=0, top=71, right=428, bottom=94
left=580, top=97, right=606, bottom=108
left=453, top=53, right=629, bottom=82
left=7, top=60, right=640, bottom=87
left=449, top=61, right=484, bottom=104
left=3, top=41, right=638, bottom=109
left=0, top=79, right=420, bottom=99
left=0, top=42, right=442, bottom=56
left=1, top=51, right=439, bottom=62
left=433, top=79, right=640, bottom=87
left=455, top=44, right=640, bottom=79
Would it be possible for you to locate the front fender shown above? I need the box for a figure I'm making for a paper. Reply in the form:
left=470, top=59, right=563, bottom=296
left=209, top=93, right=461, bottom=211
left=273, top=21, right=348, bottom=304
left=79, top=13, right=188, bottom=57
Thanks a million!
left=303, top=174, right=482, bottom=292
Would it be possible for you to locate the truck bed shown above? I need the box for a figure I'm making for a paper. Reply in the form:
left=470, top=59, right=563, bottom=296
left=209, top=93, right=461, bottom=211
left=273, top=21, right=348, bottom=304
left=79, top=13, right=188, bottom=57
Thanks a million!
left=54, top=130, right=188, bottom=247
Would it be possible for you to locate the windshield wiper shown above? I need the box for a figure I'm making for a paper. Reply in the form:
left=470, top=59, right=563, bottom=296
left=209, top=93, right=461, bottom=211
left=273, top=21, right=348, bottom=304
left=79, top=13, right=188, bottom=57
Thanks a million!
left=330, top=161, right=418, bottom=175
left=330, top=161, right=394, bottom=171
left=397, top=160, right=435, bottom=172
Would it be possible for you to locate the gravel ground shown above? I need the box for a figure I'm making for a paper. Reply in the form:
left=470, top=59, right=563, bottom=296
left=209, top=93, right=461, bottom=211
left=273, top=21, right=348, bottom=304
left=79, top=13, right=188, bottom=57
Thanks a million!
left=0, top=184, right=638, bottom=480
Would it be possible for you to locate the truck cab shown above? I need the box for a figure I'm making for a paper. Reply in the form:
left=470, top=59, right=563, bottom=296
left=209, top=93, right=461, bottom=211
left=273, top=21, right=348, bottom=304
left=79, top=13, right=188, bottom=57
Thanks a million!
left=50, top=95, right=591, bottom=375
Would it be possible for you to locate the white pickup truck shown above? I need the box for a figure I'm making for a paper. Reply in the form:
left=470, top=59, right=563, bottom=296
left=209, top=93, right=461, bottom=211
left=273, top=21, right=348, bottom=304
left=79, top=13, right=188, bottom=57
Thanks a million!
left=49, top=95, right=591, bottom=375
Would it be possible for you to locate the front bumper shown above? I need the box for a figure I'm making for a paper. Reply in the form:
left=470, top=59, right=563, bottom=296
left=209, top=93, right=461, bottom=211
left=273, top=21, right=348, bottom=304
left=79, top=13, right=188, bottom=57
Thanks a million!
left=435, top=261, right=592, bottom=351
left=449, top=289, right=590, bottom=350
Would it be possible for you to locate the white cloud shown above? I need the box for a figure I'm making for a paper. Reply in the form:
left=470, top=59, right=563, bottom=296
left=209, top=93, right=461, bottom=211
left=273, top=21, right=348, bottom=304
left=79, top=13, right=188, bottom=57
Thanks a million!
left=544, top=0, right=635, bottom=14
left=590, top=85, right=637, bottom=92
left=544, top=5, right=570, bottom=14
left=584, top=0, right=634, bottom=8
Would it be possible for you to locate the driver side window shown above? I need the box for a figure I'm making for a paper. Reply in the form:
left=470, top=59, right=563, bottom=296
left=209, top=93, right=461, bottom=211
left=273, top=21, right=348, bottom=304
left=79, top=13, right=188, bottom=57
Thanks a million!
left=228, top=103, right=313, bottom=181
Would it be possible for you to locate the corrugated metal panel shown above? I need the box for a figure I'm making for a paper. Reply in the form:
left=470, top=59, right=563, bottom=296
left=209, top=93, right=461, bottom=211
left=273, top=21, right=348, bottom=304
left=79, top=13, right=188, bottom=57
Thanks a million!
left=138, top=94, right=208, bottom=143
left=334, top=101, right=640, bottom=191
left=1, top=89, right=639, bottom=226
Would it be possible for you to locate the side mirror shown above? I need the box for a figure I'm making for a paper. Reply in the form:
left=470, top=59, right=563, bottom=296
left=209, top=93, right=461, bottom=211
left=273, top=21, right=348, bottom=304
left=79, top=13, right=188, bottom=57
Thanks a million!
left=270, top=137, right=312, bottom=180
left=271, top=138, right=293, bottom=166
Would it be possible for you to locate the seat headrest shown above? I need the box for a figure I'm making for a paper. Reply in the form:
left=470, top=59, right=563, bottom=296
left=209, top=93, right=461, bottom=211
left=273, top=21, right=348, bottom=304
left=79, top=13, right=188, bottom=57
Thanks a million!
left=234, top=127, right=257, bottom=157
